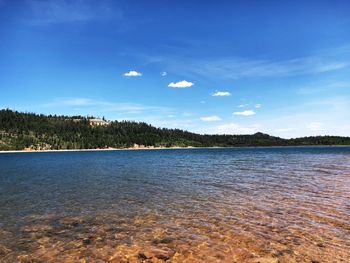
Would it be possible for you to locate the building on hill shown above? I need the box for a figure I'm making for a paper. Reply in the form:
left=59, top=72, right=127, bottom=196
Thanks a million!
left=88, top=118, right=109, bottom=126
left=72, top=119, right=83, bottom=123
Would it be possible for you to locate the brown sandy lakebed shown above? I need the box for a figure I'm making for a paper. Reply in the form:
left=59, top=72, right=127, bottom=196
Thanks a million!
left=0, top=147, right=349, bottom=262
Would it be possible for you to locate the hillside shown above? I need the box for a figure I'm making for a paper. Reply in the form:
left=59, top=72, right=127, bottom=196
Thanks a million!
left=0, top=109, right=349, bottom=151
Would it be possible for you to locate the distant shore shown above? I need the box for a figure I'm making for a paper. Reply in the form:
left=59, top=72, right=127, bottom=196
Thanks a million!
left=1, top=145, right=349, bottom=154
left=0, top=146, right=199, bottom=154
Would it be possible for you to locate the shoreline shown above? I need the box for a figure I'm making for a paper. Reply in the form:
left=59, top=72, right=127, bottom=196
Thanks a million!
left=0, top=144, right=349, bottom=154
left=0, top=146, right=201, bottom=154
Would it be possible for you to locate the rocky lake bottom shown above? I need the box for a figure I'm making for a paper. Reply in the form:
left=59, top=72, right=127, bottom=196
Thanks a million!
left=0, top=147, right=349, bottom=262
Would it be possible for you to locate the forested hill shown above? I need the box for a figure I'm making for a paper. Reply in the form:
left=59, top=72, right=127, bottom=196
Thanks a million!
left=0, top=109, right=349, bottom=151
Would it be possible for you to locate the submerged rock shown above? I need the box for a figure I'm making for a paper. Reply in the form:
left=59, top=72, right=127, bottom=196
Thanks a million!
left=152, top=237, right=174, bottom=245
left=82, top=237, right=92, bottom=245
left=139, top=247, right=175, bottom=261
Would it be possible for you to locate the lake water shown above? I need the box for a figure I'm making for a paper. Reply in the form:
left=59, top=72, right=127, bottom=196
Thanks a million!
left=0, top=147, right=349, bottom=262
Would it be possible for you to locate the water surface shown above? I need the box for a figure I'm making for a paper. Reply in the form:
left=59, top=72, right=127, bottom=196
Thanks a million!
left=0, top=147, right=349, bottom=262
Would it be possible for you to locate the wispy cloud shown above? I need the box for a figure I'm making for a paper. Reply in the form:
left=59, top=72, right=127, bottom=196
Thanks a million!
left=47, top=97, right=92, bottom=106
left=141, top=48, right=349, bottom=80
left=123, top=70, right=142, bottom=77
left=168, top=80, right=194, bottom=88
left=25, top=0, right=120, bottom=25
left=274, top=128, right=295, bottom=133
left=212, top=91, right=231, bottom=97
left=200, top=115, right=222, bottom=122
left=157, top=119, right=194, bottom=129
left=307, top=122, right=323, bottom=131
left=233, top=110, right=256, bottom=116
left=255, top=104, right=262, bottom=108
left=192, top=57, right=348, bottom=79
left=182, top=112, right=193, bottom=117
left=198, top=123, right=260, bottom=135
left=297, top=81, right=350, bottom=95
left=305, top=96, right=350, bottom=112
left=41, top=97, right=165, bottom=115
left=161, top=71, right=167, bottom=76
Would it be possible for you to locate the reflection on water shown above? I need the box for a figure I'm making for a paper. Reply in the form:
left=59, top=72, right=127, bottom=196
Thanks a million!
left=0, top=147, right=349, bottom=262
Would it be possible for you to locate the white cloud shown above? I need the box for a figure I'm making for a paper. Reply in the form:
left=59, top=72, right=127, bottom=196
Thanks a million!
left=255, top=103, right=262, bottom=108
left=307, top=122, right=323, bottom=131
left=212, top=91, right=231, bottom=97
left=200, top=115, right=222, bottom=122
left=168, top=80, right=194, bottom=88
left=123, top=70, right=142, bottom=77
left=233, top=110, right=256, bottom=116
left=161, top=71, right=167, bottom=76
left=167, top=114, right=175, bottom=118
left=238, top=104, right=248, bottom=108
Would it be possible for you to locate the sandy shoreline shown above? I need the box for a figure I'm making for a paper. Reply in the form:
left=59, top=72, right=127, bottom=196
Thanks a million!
left=0, top=145, right=349, bottom=154
left=0, top=146, right=201, bottom=154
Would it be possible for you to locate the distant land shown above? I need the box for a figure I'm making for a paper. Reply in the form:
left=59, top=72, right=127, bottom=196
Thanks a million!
left=0, top=109, right=350, bottom=151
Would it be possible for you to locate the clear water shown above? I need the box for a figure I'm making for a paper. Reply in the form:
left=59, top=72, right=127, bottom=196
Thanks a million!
left=0, top=147, right=349, bottom=262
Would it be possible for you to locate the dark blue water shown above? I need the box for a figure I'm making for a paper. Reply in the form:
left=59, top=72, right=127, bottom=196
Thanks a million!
left=0, top=147, right=350, bottom=262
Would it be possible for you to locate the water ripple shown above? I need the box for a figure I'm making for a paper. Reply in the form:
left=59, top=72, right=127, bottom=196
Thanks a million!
left=0, top=147, right=349, bottom=262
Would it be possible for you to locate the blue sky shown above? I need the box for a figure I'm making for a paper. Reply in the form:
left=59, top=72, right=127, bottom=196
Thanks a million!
left=1, top=0, right=350, bottom=138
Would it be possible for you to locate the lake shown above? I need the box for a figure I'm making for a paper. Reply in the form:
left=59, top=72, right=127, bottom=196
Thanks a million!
left=0, top=147, right=349, bottom=262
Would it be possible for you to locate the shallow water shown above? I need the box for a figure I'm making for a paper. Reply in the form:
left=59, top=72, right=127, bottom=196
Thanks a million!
left=0, top=147, right=349, bottom=262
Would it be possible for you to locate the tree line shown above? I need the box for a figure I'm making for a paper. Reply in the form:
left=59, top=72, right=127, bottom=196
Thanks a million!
left=0, top=109, right=349, bottom=150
